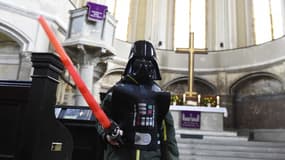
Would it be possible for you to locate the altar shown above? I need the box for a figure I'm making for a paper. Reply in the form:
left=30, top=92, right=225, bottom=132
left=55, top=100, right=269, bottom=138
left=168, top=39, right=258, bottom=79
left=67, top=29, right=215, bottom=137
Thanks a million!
left=170, top=105, right=228, bottom=132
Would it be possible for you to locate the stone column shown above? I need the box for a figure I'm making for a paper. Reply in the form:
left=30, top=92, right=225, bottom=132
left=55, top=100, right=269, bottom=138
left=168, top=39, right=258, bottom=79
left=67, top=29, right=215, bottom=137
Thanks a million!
left=216, top=71, right=234, bottom=129
left=208, top=0, right=238, bottom=50
left=135, top=0, right=147, bottom=40
left=236, top=0, right=255, bottom=47
left=17, top=51, right=32, bottom=80
left=147, top=0, right=168, bottom=49
left=75, top=64, right=94, bottom=106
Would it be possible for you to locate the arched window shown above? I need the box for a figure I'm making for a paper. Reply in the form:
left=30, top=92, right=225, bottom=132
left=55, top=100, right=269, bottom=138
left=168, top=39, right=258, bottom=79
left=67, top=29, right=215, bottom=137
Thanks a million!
left=174, top=0, right=206, bottom=49
left=253, top=0, right=284, bottom=44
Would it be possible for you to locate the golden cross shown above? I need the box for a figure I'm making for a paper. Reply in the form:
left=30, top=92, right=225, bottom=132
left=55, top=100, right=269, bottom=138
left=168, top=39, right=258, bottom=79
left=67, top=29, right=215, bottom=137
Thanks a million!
left=176, top=32, right=208, bottom=98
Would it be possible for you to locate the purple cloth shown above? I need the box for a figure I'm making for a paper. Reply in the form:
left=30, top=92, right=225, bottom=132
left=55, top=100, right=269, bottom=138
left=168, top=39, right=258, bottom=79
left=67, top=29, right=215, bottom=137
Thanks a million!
left=181, top=111, right=201, bottom=128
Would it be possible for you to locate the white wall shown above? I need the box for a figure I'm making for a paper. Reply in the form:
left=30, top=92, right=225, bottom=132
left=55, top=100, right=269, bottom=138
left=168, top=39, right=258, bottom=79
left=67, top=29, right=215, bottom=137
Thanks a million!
left=0, top=0, right=75, bottom=52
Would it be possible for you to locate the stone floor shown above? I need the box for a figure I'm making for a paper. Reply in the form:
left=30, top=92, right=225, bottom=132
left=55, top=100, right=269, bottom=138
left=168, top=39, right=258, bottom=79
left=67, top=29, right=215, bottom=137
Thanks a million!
left=176, top=129, right=285, bottom=160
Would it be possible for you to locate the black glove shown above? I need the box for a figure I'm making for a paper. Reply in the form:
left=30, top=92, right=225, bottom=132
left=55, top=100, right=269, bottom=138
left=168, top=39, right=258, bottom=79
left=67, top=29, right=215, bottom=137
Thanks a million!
left=103, top=121, right=124, bottom=147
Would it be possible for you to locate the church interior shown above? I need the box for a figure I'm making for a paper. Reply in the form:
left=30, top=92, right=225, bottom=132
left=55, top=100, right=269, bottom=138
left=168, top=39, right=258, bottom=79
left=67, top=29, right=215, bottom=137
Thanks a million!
left=0, top=0, right=285, bottom=159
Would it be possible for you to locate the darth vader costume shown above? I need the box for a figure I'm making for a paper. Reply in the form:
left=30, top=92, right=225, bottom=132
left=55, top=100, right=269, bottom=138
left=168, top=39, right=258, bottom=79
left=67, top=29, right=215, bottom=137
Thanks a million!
left=95, top=40, right=179, bottom=160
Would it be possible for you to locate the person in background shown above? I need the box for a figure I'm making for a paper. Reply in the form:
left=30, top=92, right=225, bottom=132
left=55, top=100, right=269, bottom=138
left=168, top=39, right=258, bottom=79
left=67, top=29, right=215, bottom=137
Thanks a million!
left=95, top=40, right=179, bottom=160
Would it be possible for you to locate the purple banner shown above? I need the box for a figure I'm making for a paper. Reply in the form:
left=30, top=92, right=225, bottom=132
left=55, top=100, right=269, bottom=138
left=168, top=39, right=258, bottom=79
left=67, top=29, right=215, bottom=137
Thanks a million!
left=181, top=111, right=201, bottom=129
left=87, top=2, right=108, bottom=21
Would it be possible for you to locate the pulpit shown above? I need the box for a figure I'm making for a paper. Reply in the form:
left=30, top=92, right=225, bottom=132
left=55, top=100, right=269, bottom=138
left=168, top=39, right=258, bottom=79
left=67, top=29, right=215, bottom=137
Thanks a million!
left=63, top=2, right=117, bottom=106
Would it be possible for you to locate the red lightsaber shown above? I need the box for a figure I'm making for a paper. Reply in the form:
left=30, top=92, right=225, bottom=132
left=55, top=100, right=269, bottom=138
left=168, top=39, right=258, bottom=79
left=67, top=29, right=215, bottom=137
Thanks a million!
left=38, top=16, right=111, bottom=129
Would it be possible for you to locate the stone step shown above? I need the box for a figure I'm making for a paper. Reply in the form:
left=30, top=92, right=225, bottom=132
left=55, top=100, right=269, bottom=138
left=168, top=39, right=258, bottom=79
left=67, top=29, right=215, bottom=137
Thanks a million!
left=179, top=155, right=276, bottom=160
left=178, top=148, right=285, bottom=160
left=175, top=129, right=247, bottom=141
left=175, top=130, right=285, bottom=159
left=203, top=135, right=249, bottom=141
left=176, top=134, right=249, bottom=142
left=176, top=136, right=285, bottom=160
left=176, top=129, right=238, bottom=137
left=178, top=142, right=285, bottom=153
left=176, top=137, right=285, bottom=148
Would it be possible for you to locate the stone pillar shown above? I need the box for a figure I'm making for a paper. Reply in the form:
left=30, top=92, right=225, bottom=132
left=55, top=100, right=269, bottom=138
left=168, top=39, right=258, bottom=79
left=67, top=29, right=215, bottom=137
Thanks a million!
left=280, top=1, right=285, bottom=35
left=215, top=0, right=227, bottom=50
left=135, top=0, right=147, bottom=40
left=216, top=72, right=235, bottom=129
left=17, top=51, right=32, bottom=80
left=206, top=0, right=216, bottom=50
left=208, top=0, right=237, bottom=50
left=75, top=64, right=94, bottom=106
left=236, top=0, right=255, bottom=47
left=146, top=0, right=168, bottom=49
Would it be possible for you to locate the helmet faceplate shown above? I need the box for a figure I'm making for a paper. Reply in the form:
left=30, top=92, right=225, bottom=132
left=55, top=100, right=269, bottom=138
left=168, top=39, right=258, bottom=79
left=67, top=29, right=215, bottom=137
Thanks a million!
left=123, top=40, right=161, bottom=81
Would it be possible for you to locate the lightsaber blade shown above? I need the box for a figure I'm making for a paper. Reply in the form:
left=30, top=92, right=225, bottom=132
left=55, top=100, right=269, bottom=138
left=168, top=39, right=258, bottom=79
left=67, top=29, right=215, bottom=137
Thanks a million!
left=38, top=15, right=111, bottom=129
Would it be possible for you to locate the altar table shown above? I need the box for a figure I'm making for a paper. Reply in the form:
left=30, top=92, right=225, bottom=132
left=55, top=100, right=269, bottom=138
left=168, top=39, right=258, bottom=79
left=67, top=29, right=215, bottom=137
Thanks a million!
left=170, top=105, right=228, bottom=131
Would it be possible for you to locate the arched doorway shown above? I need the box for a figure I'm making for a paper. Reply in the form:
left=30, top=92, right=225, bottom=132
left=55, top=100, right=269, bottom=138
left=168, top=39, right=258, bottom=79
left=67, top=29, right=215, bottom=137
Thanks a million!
left=0, top=32, right=20, bottom=80
left=231, top=72, right=285, bottom=129
left=0, top=22, right=31, bottom=80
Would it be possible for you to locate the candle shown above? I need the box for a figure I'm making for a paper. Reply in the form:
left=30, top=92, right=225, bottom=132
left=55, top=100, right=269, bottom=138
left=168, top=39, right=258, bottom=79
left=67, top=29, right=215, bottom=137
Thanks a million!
left=216, top=96, right=220, bottom=108
left=183, top=94, right=186, bottom=104
left=198, top=94, right=201, bottom=104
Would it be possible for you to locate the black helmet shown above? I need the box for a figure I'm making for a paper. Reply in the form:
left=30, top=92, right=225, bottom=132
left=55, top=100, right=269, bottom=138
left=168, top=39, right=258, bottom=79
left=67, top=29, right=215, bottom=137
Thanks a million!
left=123, top=40, right=161, bottom=82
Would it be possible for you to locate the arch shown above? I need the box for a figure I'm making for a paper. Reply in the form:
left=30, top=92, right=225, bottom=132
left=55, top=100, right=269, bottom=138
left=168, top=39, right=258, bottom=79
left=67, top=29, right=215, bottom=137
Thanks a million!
left=103, top=68, right=125, bottom=77
left=99, top=68, right=124, bottom=92
left=0, top=20, right=32, bottom=80
left=230, top=72, right=285, bottom=129
left=0, top=20, right=32, bottom=52
left=162, top=76, right=217, bottom=95
left=230, top=72, right=283, bottom=95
